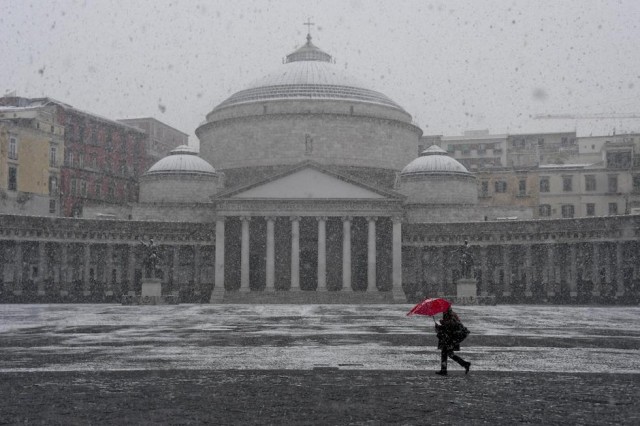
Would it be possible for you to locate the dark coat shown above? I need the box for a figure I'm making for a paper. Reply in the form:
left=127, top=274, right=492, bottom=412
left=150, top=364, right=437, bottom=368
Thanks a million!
left=435, top=311, right=469, bottom=351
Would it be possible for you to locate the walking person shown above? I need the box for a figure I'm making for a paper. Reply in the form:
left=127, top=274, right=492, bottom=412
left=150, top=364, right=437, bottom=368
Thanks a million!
left=435, top=307, right=471, bottom=376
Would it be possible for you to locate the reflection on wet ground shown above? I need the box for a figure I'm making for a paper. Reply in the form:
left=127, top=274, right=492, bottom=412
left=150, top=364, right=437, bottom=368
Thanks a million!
left=0, top=304, right=639, bottom=373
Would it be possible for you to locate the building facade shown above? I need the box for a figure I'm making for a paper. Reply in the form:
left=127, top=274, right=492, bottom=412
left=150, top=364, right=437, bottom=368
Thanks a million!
left=0, top=105, right=64, bottom=216
left=118, top=117, right=188, bottom=165
left=0, top=35, right=639, bottom=304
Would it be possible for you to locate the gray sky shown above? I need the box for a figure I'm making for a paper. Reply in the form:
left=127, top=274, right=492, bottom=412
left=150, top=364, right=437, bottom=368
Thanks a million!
left=2, top=0, right=640, bottom=148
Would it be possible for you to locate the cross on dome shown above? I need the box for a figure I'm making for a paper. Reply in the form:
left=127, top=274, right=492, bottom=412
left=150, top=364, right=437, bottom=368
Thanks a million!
left=304, top=18, right=315, bottom=42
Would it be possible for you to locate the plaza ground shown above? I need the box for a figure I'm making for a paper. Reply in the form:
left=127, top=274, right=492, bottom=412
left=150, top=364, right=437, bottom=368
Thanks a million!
left=0, top=304, right=639, bottom=424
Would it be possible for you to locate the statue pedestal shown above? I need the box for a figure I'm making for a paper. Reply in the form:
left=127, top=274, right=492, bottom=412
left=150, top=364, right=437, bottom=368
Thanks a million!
left=142, top=278, right=162, bottom=298
left=121, top=278, right=178, bottom=305
left=455, top=278, right=477, bottom=305
left=140, top=278, right=162, bottom=304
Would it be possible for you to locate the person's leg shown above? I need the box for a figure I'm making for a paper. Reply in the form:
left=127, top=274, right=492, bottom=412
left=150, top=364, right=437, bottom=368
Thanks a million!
left=436, top=349, right=448, bottom=375
left=450, top=352, right=471, bottom=374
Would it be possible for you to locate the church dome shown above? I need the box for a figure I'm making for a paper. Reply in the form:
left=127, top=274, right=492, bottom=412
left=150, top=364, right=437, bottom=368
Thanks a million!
left=212, top=34, right=404, bottom=112
left=401, top=145, right=470, bottom=176
left=145, top=145, right=217, bottom=176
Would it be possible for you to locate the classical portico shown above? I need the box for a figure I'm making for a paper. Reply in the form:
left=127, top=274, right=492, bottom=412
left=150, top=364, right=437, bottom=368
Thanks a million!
left=209, top=161, right=406, bottom=302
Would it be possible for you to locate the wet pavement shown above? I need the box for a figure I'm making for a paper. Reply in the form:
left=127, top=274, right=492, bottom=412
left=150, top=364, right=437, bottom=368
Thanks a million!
left=0, top=304, right=639, bottom=424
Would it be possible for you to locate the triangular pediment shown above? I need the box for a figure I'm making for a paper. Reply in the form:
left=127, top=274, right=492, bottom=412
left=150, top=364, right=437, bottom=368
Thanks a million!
left=216, top=162, right=402, bottom=200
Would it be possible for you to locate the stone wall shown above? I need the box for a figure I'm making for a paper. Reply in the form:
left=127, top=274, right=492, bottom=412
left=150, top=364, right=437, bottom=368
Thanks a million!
left=197, top=113, right=422, bottom=172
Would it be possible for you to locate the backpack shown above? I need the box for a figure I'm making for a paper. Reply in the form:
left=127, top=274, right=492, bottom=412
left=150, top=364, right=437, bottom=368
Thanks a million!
left=452, top=323, right=470, bottom=344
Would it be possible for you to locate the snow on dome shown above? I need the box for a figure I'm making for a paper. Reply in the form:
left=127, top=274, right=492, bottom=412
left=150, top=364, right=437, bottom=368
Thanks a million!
left=401, top=145, right=470, bottom=175
left=145, top=145, right=216, bottom=175
left=213, top=36, right=404, bottom=111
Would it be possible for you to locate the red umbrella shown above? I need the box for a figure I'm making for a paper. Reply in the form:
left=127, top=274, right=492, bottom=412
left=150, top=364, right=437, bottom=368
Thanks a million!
left=406, top=298, right=451, bottom=317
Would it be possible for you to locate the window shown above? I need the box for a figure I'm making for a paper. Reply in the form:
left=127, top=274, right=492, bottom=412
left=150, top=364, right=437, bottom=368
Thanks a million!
left=8, top=166, right=17, bottom=191
left=586, top=203, right=595, bottom=216
left=49, top=199, right=56, bottom=214
left=608, top=202, right=618, bottom=215
left=561, top=137, right=569, bottom=147
left=66, top=152, right=74, bottom=166
left=494, top=181, right=507, bottom=193
left=480, top=181, right=489, bottom=196
left=585, top=175, right=596, bottom=191
left=562, top=176, right=573, bottom=192
left=91, top=154, right=97, bottom=169
left=8, top=136, right=18, bottom=160
left=606, top=151, right=631, bottom=169
left=120, top=161, right=127, bottom=176
left=537, top=138, right=544, bottom=147
left=539, top=204, right=551, bottom=217
left=633, top=175, right=640, bottom=192
left=95, top=181, right=102, bottom=199
left=49, top=145, right=57, bottom=167
left=78, top=153, right=84, bottom=168
left=70, top=179, right=77, bottom=195
left=608, top=175, right=618, bottom=193
left=49, top=176, right=58, bottom=195
left=539, top=177, right=550, bottom=192
left=518, top=179, right=526, bottom=195
left=80, top=180, right=87, bottom=197
left=561, top=204, right=575, bottom=218
left=108, top=181, right=115, bottom=199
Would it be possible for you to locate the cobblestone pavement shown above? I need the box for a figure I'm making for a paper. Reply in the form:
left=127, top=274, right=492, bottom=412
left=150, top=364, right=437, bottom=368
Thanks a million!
left=1, top=370, right=638, bottom=425
left=0, top=304, right=639, bottom=424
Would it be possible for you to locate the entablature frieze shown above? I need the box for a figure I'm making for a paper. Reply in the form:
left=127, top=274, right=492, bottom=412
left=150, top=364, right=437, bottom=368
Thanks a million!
left=215, top=199, right=403, bottom=215
left=199, top=112, right=422, bottom=135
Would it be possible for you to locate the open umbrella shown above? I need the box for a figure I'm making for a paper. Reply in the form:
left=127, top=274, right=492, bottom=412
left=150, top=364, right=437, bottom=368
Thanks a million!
left=406, top=298, right=451, bottom=317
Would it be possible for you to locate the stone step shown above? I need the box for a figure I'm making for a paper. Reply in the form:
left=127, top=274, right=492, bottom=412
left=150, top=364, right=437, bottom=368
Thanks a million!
left=220, top=290, right=402, bottom=304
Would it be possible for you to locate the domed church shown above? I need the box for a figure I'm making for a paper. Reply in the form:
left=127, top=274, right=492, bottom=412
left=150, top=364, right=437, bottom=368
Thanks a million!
left=133, top=32, right=511, bottom=303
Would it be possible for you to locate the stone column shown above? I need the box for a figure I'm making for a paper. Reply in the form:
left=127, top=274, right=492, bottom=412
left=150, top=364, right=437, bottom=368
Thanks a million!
left=569, top=244, right=578, bottom=298
left=60, top=243, right=68, bottom=296
left=546, top=244, right=555, bottom=297
left=240, top=216, right=251, bottom=292
left=290, top=216, right=300, bottom=291
left=438, top=247, right=446, bottom=296
left=266, top=216, right=275, bottom=291
left=592, top=243, right=600, bottom=297
left=193, top=245, right=201, bottom=293
left=214, top=217, right=225, bottom=292
left=13, top=242, right=22, bottom=294
left=127, top=245, right=136, bottom=295
left=524, top=245, right=533, bottom=297
left=367, top=217, right=377, bottom=291
left=172, top=245, right=179, bottom=290
left=502, top=245, right=511, bottom=297
left=316, top=216, right=327, bottom=292
left=342, top=216, right=352, bottom=291
left=616, top=242, right=624, bottom=297
left=37, top=241, right=46, bottom=295
left=106, top=244, right=114, bottom=295
left=391, top=216, right=403, bottom=300
left=480, top=247, right=489, bottom=297
left=83, top=244, right=91, bottom=296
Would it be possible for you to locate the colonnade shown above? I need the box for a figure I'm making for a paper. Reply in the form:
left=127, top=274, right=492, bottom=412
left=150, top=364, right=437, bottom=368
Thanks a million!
left=0, top=214, right=404, bottom=301
left=214, top=215, right=403, bottom=297
left=407, top=240, right=638, bottom=301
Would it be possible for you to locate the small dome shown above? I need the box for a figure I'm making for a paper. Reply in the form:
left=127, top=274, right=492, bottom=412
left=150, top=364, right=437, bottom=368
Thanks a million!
left=401, top=145, right=470, bottom=176
left=145, top=145, right=217, bottom=176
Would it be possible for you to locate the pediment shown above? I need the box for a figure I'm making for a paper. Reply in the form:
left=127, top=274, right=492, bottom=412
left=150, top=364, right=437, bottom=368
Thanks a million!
left=219, top=163, right=402, bottom=200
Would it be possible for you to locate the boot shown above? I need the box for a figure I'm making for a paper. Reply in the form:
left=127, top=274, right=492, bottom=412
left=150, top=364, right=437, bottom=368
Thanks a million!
left=464, top=361, right=471, bottom=374
left=435, top=370, right=447, bottom=376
